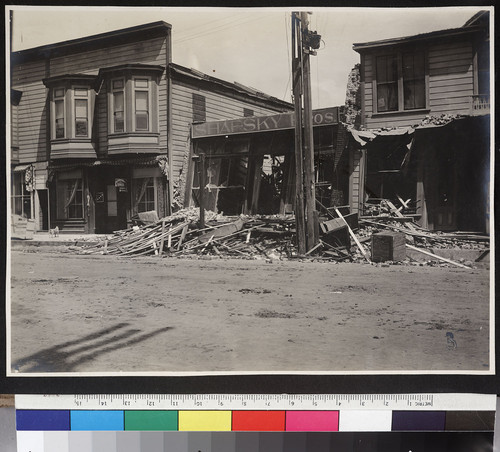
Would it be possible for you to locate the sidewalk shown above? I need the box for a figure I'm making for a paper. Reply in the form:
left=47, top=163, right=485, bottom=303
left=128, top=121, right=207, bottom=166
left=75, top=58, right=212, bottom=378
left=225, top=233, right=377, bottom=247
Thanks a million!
left=10, top=232, right=107, bottom=248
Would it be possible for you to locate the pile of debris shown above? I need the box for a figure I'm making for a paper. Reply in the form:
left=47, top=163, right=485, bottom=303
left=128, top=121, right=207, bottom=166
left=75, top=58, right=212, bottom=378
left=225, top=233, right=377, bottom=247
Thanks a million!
left=73, top=200, right=489, bottom=268
left=77, top=208, right=300, bottom=260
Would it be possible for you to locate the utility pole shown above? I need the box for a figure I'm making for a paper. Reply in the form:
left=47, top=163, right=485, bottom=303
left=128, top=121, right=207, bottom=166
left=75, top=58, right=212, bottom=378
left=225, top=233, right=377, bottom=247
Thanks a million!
left=301, top=11, right=319, bottom=250
left=292, top=12, right=306, bottom=255
left=292, top=11, right=321, bottom=253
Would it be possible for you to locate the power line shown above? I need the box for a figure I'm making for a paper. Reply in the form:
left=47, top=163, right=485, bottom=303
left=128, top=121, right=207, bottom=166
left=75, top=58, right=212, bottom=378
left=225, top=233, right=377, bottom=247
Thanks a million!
left=173, top=14, right=268, bottom=45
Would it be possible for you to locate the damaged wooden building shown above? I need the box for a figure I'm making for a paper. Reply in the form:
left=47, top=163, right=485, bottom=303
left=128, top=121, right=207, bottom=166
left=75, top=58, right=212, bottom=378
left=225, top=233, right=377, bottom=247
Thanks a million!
left=185, top=107, right=355, bottom=217
left=10, top=21, right=291, bottom=234
left=351, top=10, right=491, bottom=232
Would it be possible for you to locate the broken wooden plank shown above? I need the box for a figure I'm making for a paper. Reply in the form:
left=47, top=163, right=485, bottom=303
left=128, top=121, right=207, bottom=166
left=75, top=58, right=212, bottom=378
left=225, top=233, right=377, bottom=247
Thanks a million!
left=305, top=242, right=322, bottom=256
left=197, top=218, right=245, bottom=243
left=334, top=208, right=370, bottom=263
left=158, top=220, right=166, bottom=256
left=386, top=200, right=417, bottom=232
left=406, top=244, right=470, bottom=268
left=320, top=217, right=346, bottom=234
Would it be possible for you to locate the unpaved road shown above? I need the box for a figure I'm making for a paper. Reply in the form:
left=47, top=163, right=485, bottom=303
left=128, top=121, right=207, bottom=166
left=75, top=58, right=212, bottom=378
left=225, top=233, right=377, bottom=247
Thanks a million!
left=9, top=250, right=491, bottom=373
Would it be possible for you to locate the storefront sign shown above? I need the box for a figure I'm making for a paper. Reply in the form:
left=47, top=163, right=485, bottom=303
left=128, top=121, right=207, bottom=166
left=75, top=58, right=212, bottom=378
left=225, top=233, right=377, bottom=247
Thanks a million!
left=192, top=107, right=339, bottom=138
left=115, top=178, right=127, bottom=192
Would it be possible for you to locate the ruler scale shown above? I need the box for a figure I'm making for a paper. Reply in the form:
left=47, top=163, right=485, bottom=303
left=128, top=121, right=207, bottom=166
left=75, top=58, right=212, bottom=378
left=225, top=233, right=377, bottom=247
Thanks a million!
left=15, top=394, right=496, bottom=452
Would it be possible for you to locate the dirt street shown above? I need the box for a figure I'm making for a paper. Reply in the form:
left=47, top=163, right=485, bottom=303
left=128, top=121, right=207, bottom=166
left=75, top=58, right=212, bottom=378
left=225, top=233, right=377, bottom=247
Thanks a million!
left=9, top=249, right=491, bottom=374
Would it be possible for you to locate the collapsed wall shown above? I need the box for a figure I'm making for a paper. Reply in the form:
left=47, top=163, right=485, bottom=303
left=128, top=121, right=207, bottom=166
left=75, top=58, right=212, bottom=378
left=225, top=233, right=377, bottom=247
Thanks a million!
left=344, top=64, right=361, bottom=128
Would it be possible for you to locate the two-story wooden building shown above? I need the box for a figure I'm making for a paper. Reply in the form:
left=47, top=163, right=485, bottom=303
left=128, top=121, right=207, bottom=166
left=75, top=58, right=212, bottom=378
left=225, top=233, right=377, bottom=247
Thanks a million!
left=10, top=21, right=292, bottom=234
left=351, top=11, right=490, bottom=232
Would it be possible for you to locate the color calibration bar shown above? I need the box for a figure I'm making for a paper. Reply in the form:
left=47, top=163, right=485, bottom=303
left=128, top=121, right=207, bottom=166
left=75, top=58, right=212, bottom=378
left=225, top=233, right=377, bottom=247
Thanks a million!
left=16, top=408, right=496, bottom=432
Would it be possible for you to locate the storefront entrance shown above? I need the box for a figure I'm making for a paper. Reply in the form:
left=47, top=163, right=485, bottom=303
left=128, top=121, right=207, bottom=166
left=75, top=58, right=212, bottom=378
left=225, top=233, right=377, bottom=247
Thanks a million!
left=91, top=167, right=129, bottom=233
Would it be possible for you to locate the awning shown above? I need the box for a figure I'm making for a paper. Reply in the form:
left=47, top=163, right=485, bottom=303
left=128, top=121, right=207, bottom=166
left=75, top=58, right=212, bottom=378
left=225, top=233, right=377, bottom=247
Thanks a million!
left=47, top=155, right=169, bottom=178
left=348, top=126, right=415, bottom=147
left=12, top=164, right=32, bottom=172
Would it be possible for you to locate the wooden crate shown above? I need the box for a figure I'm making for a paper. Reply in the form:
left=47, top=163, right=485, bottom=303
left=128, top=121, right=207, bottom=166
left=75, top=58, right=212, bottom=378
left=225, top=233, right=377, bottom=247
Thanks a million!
left=371, top=231, right=406, bottom=262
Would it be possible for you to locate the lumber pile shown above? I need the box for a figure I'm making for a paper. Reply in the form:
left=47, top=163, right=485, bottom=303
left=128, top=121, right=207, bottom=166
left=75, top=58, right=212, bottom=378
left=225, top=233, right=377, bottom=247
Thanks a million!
left=73, top=199, right=488, bottom=268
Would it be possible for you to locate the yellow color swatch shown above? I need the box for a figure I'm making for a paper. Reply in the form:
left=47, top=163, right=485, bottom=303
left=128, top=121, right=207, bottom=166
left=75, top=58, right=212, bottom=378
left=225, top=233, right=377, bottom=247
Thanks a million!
left=178, top=411, right=232, bottom=431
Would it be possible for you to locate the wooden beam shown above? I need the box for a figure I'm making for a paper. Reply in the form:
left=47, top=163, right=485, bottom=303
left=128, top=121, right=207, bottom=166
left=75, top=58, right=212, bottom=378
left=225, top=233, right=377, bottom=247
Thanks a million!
left=406, top=244, right=470, bottom=269
left=334, top=207, right=370, bottom=262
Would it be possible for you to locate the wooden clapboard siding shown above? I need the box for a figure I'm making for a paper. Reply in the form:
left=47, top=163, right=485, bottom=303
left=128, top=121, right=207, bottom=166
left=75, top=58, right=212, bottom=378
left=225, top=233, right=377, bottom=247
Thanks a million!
left=11, top=104, right=19, bottom=149
left=96, top=83, right=108, bottom=158
left=49, top=37, right=167, bottom=75
left=12, top=60, right=48, bottom=163
left=362, top=38, right=476, bottom=129
left=170, top=81, right=285, bottom=179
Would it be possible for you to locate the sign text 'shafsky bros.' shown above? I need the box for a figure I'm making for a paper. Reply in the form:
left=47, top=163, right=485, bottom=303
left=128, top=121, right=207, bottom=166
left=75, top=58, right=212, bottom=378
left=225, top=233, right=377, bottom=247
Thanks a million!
left=192, top=107, right=339, bottom=138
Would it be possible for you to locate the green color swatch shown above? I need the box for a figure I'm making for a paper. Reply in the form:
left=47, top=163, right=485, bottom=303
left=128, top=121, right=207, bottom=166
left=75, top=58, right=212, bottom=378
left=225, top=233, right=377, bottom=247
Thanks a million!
left=124, top=411, right=178, bottom=431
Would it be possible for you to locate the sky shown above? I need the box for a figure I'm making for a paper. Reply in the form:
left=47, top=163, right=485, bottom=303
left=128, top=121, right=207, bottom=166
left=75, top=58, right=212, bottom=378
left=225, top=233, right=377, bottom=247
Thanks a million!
left=7, top=6, right=488, bottom=108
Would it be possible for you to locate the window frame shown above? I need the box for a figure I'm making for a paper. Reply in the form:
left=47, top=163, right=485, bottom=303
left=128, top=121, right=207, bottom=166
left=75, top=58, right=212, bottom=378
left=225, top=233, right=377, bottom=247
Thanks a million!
left=132, top=176, right=158, bottom=215
left=53, top=87, right=66, bottom=139
left=373, top=48, right=429, bottom=114
left=192, top=93, right=207, bottom=123
left=56, top=173, right=85, bottom=220
left=133, top=77, right=151, bottom=132
left=111, top=78, right=126, bottom=133
left=11, top=172, right=32, bottom=219
left=73, top=86, right=90, bottom=138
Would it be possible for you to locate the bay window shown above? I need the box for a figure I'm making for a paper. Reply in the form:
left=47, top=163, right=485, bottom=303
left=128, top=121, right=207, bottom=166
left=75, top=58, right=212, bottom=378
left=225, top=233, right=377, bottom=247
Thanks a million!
left=43, top=74, right=97, bottom=159
left=97, top=64, right=164, bottom=155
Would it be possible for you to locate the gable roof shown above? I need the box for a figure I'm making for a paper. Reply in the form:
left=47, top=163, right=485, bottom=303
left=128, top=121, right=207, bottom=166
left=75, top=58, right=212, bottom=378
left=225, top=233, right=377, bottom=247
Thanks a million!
left=353, top=11, right=489, bottom=53
left=169, top=63, right=292, bottom=111
left=12, top=21, right=171, bottom=64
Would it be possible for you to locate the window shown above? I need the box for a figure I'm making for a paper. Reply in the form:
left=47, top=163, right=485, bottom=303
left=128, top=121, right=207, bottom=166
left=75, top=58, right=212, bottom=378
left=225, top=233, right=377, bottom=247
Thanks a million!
left=243, top=108, right=254, bottom=117
left=193, top=93, right=206, bottom=122
left=11, top=172, right=31, bottom=218
left=375, top=51, right=426, bottom=113
left=56, top=177, right=84, bottom=219
left=54, top=88, right=65, bottom=138
left=74, top=88, right=89, bottom=137
left=402, top=52, right=425, bottom=110
left=134, top=78, right=150, bottom=131
left=376, top=55, right=398, bottom=112
left=112, top=79, right=125, bottom=133
left=132, top=177, right=156, bottom=213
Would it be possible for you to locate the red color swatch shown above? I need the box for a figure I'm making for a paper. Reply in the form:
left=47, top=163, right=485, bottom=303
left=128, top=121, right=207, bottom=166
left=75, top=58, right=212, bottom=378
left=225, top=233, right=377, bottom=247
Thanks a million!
left=232, top=411, right=286, bottom=431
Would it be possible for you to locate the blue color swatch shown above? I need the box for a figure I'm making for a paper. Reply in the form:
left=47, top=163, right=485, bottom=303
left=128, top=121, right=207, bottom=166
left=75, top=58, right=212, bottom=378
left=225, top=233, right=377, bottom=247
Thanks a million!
left=17, top=410, right=71, bottom=431
left=71, top=410, right=124, bottom=431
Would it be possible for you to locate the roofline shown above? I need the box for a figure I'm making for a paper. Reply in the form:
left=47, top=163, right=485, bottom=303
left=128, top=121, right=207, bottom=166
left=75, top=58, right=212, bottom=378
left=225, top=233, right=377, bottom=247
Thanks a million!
left=353, top=24, right=484, bottom=52
left=169, top=63, right=293, bottom=111
left=12, top=21, right=171, bottom=63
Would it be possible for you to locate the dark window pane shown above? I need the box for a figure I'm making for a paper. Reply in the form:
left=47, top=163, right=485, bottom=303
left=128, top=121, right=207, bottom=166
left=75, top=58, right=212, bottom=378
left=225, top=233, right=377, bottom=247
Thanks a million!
left=75, top=119, right=88, bottom=136
left=404, top=80, right=426, bottom=110
left=113, top=92, right=124, bottom=132
left=192, top=93, right=206, bottom=122
left=136, top=112, right=149, bottom=130
left=377, top=55, right=399, bottom=112
left=56, top=119, right=65, bottom=138
left=377, top=84, right=398, bottom=112
left=403, top=52, right=425, bottom=110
